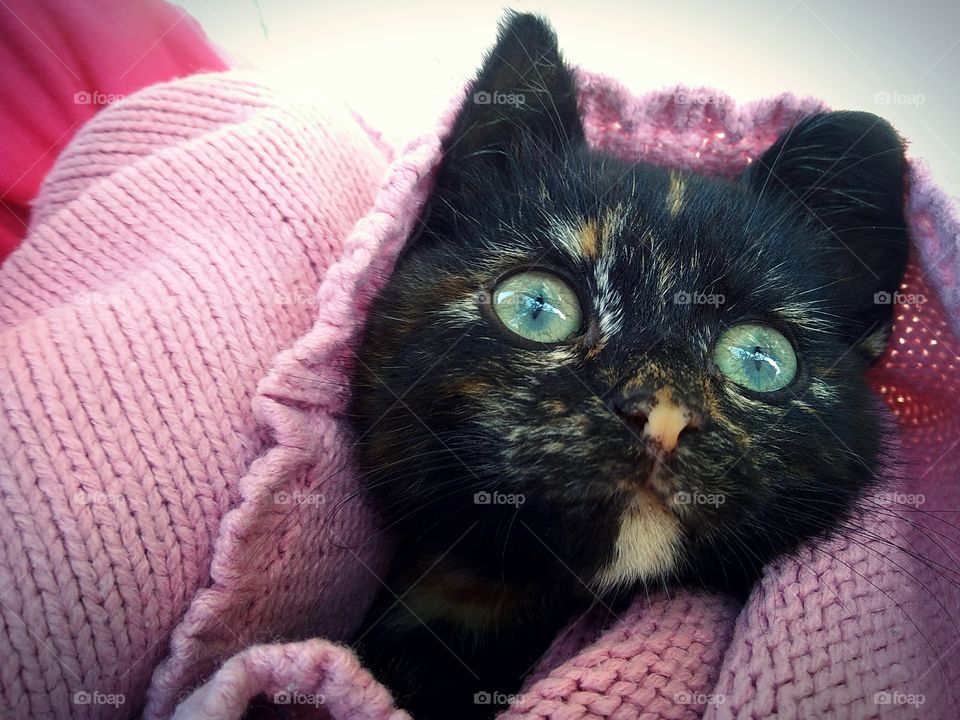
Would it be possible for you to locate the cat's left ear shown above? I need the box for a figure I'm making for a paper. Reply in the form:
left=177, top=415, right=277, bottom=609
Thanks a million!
left=437, top=11, right=584, bottom=182
left=744, top=111, right=910, bottom=361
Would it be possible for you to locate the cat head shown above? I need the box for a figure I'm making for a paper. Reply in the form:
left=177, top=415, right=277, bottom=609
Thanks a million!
left=350, top=12, right=909, bottom=598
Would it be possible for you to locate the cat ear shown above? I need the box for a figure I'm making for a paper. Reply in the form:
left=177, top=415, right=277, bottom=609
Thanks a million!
left=744, top=111, right=910, bottom=361
left=437, top=12, right=584, bottom=181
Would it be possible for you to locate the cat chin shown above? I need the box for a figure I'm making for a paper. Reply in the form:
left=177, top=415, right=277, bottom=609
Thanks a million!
left=610, top=452, right=688, bottom=517
left=591, top=488, right=683, bottom=592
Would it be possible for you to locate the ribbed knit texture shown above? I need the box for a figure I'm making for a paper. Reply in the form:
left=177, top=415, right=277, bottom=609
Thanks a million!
left=1, top=68, right=958, bottom=720
left=0, top=72, right=397, bottom=719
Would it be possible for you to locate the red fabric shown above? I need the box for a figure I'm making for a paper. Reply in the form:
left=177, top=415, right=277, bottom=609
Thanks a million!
left=0, top=0, right=228, bottom=263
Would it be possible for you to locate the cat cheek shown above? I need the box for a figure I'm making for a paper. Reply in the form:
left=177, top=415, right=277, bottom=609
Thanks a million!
left=808, top=378, right=841, bottom=406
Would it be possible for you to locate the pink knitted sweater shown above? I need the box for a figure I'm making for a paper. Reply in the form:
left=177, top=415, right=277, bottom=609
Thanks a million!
left=1, top=70, right=958, bottom=720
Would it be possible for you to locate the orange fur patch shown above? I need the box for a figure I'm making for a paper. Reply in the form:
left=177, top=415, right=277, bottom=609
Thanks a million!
left=577, top=219, right=600, bottom=259
left=667, top=170, right=686, bottom=216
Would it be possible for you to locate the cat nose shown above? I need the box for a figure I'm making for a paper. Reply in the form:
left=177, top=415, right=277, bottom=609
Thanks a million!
left=610, top=387, right=703, bottom=452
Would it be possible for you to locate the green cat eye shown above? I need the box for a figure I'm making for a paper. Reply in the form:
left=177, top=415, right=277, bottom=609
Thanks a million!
left=714, top=323, right=797, bottom=392
left=491, top=271, right=582, bottom=343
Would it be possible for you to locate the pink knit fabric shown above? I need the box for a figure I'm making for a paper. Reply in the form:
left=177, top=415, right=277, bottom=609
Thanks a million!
left=1, top=67, right=957, bottom=720
left=0, top=72, right=400, bottom=719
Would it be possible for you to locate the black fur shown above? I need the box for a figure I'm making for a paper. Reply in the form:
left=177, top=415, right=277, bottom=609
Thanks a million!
left=347, top=11, right=910, bottom=719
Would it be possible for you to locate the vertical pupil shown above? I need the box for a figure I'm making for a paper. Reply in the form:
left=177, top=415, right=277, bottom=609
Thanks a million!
left=530, top=294, right=546, bottom=320
left=752, top=346, right=764, bottom=372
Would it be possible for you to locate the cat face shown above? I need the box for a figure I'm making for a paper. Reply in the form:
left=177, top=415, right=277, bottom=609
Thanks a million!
left=350, top=13, right=909, bottom=597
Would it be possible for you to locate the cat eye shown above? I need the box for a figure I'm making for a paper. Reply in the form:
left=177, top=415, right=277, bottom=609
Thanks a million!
left=490, top=271, right=583, bottom=343
left=713, top=323, right=797, bottom=392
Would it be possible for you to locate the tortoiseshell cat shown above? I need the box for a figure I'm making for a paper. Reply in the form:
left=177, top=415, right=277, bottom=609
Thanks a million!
left=349, top=12, right=909, bottom=719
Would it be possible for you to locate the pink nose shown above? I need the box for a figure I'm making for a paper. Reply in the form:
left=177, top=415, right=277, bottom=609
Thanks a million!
left=612, top=387, right=702, bottom=451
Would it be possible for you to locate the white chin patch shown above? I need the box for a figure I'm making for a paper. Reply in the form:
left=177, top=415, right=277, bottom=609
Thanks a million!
left=592, top=493, right=682, bottom=591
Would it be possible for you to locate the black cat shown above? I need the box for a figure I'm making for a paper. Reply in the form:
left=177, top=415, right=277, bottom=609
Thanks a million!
left=349, top=11, right=909, bottom=719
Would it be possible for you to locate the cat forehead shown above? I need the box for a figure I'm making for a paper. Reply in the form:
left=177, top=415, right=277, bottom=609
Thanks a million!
left=517, top=164, right=753, bottom=268
left=543, top=170, right=691, bottom=264
left=496, top=180, right=829, bottom=340
left=535, top=192, right=764, bottom=293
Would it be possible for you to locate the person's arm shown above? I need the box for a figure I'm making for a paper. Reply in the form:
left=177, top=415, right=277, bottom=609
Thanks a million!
left=0, top=0, right=228, bottom=262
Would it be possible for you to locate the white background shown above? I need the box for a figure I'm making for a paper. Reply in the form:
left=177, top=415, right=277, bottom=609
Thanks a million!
left=174, top=0, right=960, bottom=200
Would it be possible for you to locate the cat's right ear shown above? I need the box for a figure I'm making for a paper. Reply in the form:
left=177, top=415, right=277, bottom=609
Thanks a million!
left=436, top=11, right=585, bottom=185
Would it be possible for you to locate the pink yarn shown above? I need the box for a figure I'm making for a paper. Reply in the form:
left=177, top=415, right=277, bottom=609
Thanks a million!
left=0, top=72, right=399, bottom=719
left=1, top=67, right=957, bottom=720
